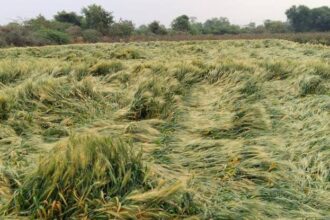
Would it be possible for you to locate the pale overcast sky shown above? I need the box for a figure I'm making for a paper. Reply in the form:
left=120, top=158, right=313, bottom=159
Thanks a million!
left=1, top=0, right=329, bottom=26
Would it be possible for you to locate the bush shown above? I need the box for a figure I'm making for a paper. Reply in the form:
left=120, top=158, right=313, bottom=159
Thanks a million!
left=38, top=29, right=71, bottom=45
left=82, top=29, right=102, bottom=43
left=109, top=20, right=135, bottom=37
left=1, top=23, right=44, bottom=46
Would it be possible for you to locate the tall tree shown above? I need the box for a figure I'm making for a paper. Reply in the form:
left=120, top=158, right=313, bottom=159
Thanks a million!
left=171, top=15, right=191, bottom=32
left=82, top=4, right=113, bottom=34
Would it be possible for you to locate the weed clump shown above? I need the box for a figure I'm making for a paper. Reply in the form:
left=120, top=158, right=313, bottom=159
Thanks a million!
left=110, top=48, right=144, bottom=59
left=263, top=61, right=292, bottom=80
left=298, top=75, right=325, bottom=96
left=89, top=61, right=124, bottom=76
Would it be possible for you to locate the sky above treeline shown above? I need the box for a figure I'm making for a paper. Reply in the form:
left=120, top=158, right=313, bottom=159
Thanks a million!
left=1, top=0, right=329, bottom=26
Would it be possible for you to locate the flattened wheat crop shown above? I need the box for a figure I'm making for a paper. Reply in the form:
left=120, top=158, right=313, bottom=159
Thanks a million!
left=0, top=40, right=329, bottom=219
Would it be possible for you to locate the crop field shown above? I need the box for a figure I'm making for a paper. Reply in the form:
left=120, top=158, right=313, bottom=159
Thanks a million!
left=0, top=40, right=329, bottom=219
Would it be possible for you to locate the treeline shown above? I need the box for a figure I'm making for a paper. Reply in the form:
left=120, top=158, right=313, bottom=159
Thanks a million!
left=0, top=4, right=329, bottom=47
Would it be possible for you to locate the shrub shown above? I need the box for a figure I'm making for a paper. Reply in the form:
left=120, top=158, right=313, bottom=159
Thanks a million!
left=38, top=29, right=71, bottom=45
left=82, top=29, right=102, bottom=43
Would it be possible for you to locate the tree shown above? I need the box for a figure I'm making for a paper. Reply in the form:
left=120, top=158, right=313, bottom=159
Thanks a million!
left=148, top=21, right=167, bottom=35
left=54, top=11, right=82, bottom=26
left=82, top=4, right=113, bottom=34
left=310, top=6, right=330, bottom=31
left=286, top=5, right=312, bottom=32
left=171, top=15, right=191, bottom=32
left=110, top=20, right=135, bottom=37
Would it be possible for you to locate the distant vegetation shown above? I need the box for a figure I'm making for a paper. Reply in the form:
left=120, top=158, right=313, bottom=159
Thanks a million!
left=0, top=4, right=330, bottom=47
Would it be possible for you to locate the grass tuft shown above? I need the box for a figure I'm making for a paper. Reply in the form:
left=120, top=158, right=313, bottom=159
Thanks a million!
left=89, top=61, right=124, bottom=76
left=298, top=75, right=325, bottom=96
